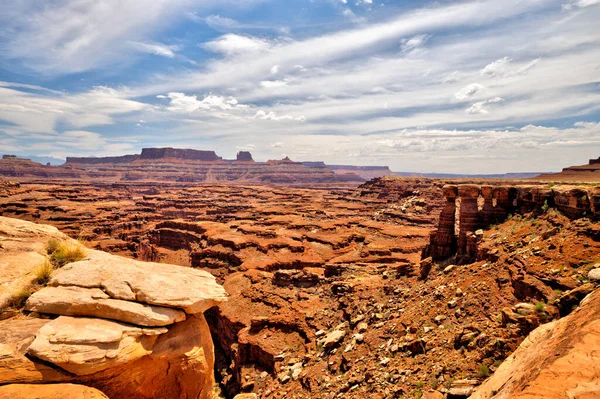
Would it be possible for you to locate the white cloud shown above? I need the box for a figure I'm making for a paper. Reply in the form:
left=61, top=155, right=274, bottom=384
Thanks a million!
left=253, top=110, right=305, bottom=121
left=401, top=34, right=430, bottom=53
left=466, top=97, right=504, bottom=114
left=481, top=56, right=511, bottom=77
left=260, top=80, right=288, bottom=88
left=454, top=83, right=484, bottom=100
left=202, top=34, right=272, bottom=56
left=562, top=0, right=600, bottom=10
left=270, top=65, right=279, bottom=75
left=481, top=56, right=540, bottom=77
left=516, top=58, right=541, bottom=75
left=0, top=85, right=147, bottom=133
left=130, top=41, right=179, bottom=58
left=203, top=14, right=241, bottom=30
left=269, top=142, right=284, bottom=148
left=161, top=92, right=248, bottom=114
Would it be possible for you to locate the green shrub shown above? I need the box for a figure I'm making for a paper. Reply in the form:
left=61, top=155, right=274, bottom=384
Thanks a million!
left=534, top=302, right=546, bottom=313
left=541, top=200, right=549, bottom=213
left=477, top=363, right=490, bottom=378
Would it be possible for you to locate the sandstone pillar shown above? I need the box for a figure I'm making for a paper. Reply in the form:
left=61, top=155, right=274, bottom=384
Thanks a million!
left=480, top=185, right=495, bottom=227
left=428, top=185, right=458, bottom=260
left=492, top=186, right=512, bottom=221
left=458, top=185, right=480, bottom=254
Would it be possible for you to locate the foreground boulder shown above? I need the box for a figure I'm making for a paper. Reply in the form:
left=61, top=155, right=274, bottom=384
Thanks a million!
left=0, top=384, right=108, bottom=399
left=470, top=288, right=600, bottom=398
left=0, top=216, right=227, bottom=399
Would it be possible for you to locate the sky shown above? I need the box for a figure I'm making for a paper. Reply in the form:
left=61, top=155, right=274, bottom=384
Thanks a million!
left=0, top=0, right=599, bottom=173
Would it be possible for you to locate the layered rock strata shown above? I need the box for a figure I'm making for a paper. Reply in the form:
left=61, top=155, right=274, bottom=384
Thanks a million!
left=0, top=216, right=227, bottom=399
left=424, top=184, right=600, bottom=261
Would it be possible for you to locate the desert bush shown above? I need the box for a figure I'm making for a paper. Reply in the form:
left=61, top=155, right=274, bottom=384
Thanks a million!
left=541, top=200, right=549, bottom=213
left=48, top=240, right=86, bottom=267
left=477, top=363, right=490, bottom=378
left=534, top=302, right=546, bottom=313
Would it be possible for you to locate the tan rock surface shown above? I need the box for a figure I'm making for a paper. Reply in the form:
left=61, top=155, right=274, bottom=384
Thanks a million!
left=0, top=216, right=68, bottom=310
left=77, top=314, right=216, bottom=399
left=49, top=251, right=227, bottom=314
left=27, top=316, right=167, bottom=375
left=470, top=289, right=600, bottom=399
left=0, top=383, right=109, bottom=399
left=0, top=318, right=67, bottom=384
left=25, top=286, right=186, bottom=326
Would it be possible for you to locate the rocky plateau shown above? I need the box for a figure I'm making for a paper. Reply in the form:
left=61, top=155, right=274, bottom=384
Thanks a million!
left=0, top=157, right=599, bottom=398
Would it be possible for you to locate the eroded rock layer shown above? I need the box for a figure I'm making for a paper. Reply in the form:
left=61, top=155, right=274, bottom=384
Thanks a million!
left=1, top=176, right=599, bottom=398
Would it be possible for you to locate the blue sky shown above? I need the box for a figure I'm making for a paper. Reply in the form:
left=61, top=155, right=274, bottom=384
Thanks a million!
left=0, top=0, right=599, bottom=173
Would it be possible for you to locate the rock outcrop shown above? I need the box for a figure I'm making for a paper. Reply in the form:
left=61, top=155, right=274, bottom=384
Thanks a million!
left=236, top=151, right=254, bottom=162
left=0, top=216, right=226, bottom=399
left=140, top=147, right=222, bottom=161
left=0, top=384, right=109, bottom=399
left=424, top=183, right=600, bottom=261
left=470, top=289, right=600, bottom=398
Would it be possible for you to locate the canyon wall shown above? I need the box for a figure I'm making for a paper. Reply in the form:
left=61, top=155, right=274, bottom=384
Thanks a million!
left=66, top=155, right=139, bottom=164
left=424, top=184, right=600, bottom=261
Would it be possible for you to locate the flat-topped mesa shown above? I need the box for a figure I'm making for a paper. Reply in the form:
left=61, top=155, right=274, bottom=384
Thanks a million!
left=236, top=151, right=254, bottom=162
left=424, top=184, right=600, bottom=262
left=66, top=155, right=139, bottom=164
left=140, top=147, right=222, bottom=161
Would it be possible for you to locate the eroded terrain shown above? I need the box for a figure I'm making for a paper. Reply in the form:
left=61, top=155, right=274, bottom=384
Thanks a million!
left=1, top=177, right=599, bottom=398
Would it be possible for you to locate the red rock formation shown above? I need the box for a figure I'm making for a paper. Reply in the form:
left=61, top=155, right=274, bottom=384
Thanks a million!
left=66, top=155, right=139, bottom=164
left=424, top=185, right=457, bottom=260
left=140, top=147, right=222, bottom=161
left=457, top=185, right=480, bottom=255
left=236, top=151, right=254, bottom=162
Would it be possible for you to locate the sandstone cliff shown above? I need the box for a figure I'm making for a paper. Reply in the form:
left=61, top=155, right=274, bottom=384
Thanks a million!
left=470, top=288, right=600, bottom=398
left=0, top=216, right=227, bottom=399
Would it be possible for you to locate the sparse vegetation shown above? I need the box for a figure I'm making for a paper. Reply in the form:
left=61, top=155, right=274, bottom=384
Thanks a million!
left=477, top=363, right=490, bottom=378
left=32, top=259, right=54, bottom=285
left=7, top=286, right=32, bottom=308
left=541, top=200, right=550, bottom=213
left=535, top=302, right=546, bottom=313
left=47, top=239, right=86, bottom=267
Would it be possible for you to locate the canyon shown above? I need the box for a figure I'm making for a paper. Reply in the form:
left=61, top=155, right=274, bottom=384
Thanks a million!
left=0, top=155, right=599, bottom=398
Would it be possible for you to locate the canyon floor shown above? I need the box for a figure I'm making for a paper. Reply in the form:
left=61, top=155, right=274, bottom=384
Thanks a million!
left=1, top=177, right=599, bottom=398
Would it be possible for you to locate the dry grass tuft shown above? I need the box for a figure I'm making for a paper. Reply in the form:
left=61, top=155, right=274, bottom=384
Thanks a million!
left=7, top=286, right=32, bottom=308
left=47, top=239, right=86, bottom=267
left=32, top=259, right=54, bottom=285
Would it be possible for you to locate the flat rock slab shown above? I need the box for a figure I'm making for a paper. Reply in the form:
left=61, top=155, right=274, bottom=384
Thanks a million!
left=0, top=383, right=108, bottom=399
left=49, top=250, right=227, bottom=314
left=26, top=286, right=186, bottom=327
left=27, top=316, right=168, bottom=375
